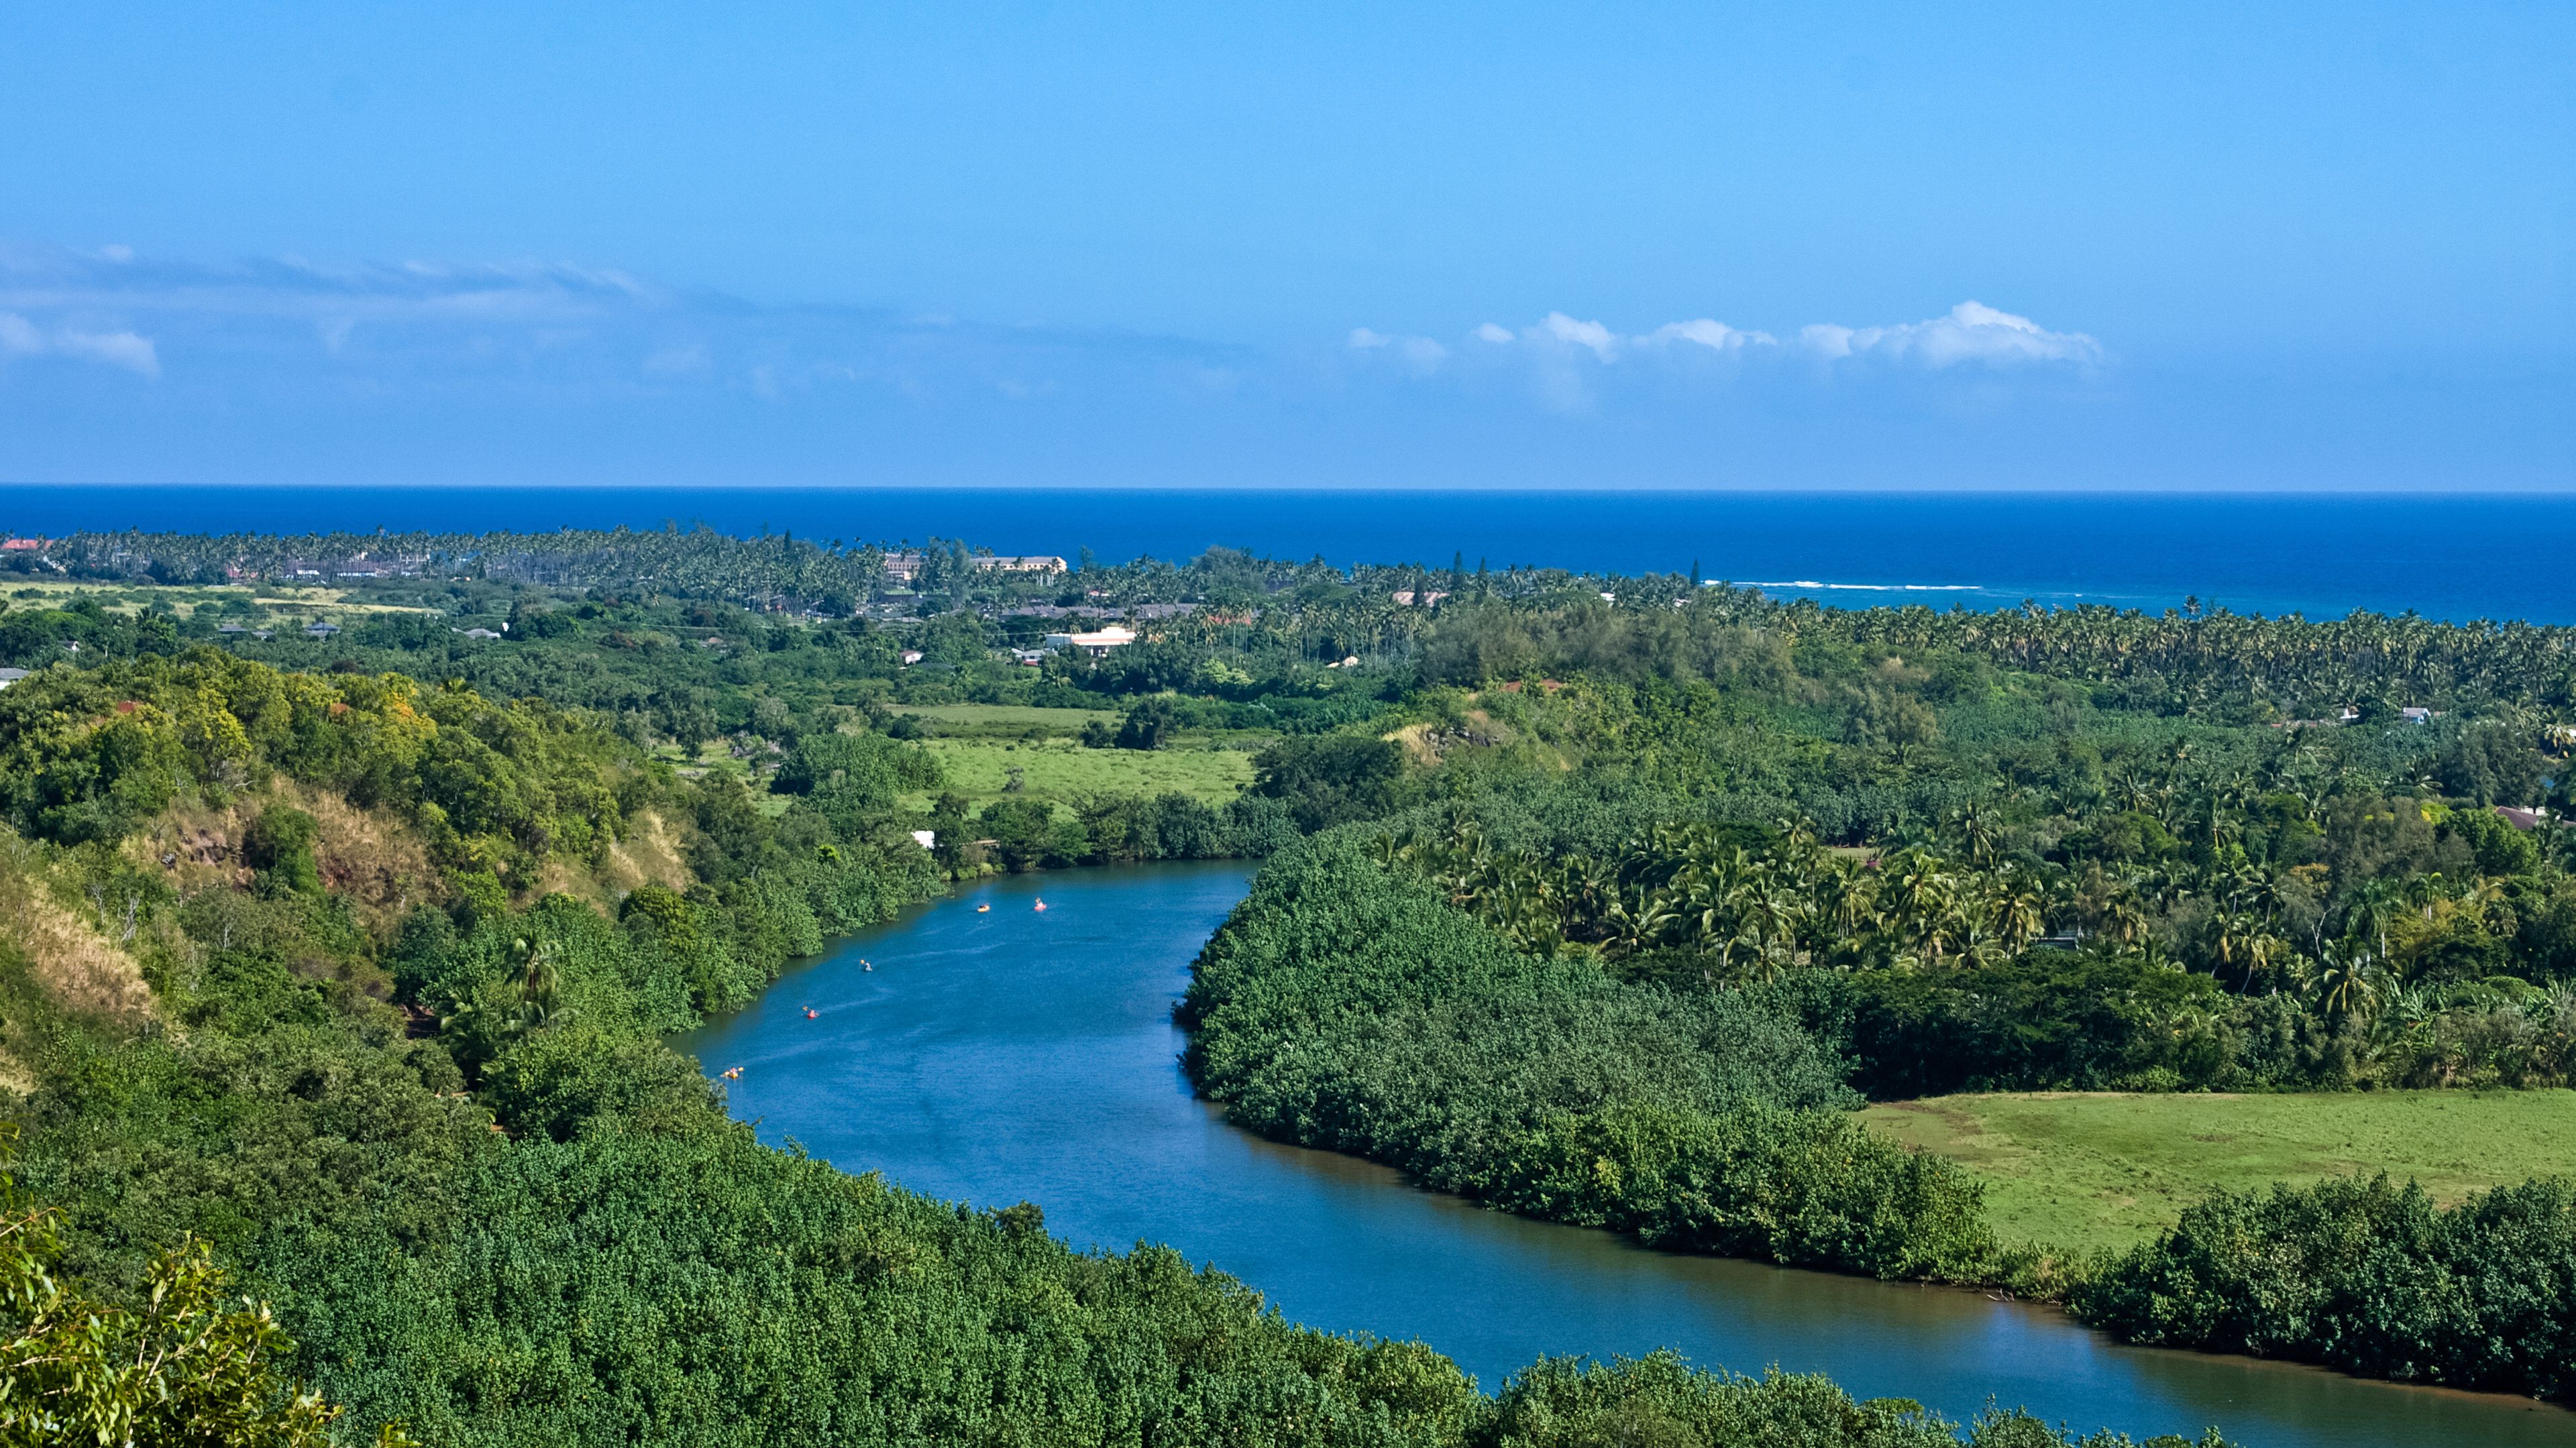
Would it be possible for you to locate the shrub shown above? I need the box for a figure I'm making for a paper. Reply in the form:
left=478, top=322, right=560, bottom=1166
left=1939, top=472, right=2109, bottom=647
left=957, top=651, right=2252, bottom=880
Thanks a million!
left=2073, top=1173, right=2576, bottom=1398
left=1184, top=832, right=1994, bottom=1280
left=244, top=803, right=323, bottom=895
left=1251, top=734, right=1405, bottom=832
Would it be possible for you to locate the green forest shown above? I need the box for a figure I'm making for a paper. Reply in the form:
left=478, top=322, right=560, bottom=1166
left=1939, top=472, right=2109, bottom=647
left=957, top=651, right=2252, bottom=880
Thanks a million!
left=3, top=526, right=2573, bottom=1441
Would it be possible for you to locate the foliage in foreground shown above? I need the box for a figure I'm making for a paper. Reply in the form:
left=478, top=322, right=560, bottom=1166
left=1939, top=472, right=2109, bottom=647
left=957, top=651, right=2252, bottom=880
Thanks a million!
left=0, top=649, right=2198, bottom=1446
left=0, top=1131, right=411, bottom=1448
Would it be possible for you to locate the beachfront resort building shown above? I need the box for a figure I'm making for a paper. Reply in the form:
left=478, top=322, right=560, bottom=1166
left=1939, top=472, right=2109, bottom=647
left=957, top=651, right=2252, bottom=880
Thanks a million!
left=1042, top=625, right=1136, bottom=658
left=879, top=551, right=1069, bottom=586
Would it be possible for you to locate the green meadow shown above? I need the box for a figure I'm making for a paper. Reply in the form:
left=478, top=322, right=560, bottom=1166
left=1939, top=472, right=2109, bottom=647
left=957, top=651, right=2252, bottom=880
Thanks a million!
left=1861, top=1089, right=2576, bottom=1254
left=877, top=702, right=1267, bottom=816
left=885, top=702, right=1119, bottom=737
left=906, top=738, right=1259, bottom=816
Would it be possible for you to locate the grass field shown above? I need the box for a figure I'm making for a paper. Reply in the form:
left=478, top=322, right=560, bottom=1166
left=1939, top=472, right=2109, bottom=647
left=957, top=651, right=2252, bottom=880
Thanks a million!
left=885, top=702, right=1120, bottom=743
left=888, top=703, right=1119, bottom=729
left=904, top=738, right=1258, bottom=816
left=1860, top=1089, right=2576, bottom=1254
left=1, top=580, right=432, bottom=618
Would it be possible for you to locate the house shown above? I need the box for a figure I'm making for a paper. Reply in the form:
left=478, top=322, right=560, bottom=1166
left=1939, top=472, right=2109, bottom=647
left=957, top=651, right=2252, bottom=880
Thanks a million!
left=0, top=668, right=28, bottom=689
left=1009, top=648, right=1049, bottom=666
left=1042, top=626, right=1136, bottom=658
left=459, top=627, right=503, bottom=641
left=2402, top=707, right=2434, bottom=724
left=1, top=538, right=42, bottom=551
left=216, top=622, right=248, bottom=634
left=1390, top=590, right=1449, bottom=607
left=2497, top=805, right=2553, bottom=832
left=899, top=649, right=925, bottom=666
left=305, top=621, right=340, bottom=637
left=909, top=829, right=936, bottom=850
left=881, top=551, right=1067, bottom=585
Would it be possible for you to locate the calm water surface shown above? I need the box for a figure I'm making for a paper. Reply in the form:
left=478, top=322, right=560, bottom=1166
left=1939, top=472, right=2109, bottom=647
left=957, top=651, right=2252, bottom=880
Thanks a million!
left=677, top=863, right=2571, bottom=1447
left=15, top=484, right=2576, bottom=621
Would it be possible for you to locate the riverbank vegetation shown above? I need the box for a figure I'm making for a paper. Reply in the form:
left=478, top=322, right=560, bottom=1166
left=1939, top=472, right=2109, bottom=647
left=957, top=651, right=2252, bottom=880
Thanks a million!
left=8, top=524, right=2576, bottom=1431
left=0, top=641, right=2212, bottom=1444
left=1183, top=832, right=1996, bottom=1280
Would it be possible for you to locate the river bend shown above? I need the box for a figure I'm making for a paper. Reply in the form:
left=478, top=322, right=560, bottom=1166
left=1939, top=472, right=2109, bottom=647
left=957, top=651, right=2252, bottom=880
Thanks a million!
left=678, top=862, right=2569, bottom=1447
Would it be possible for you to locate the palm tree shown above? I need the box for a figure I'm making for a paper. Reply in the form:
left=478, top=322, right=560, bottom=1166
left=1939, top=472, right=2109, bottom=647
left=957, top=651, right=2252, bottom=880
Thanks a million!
left=2343, top=879, right=2400, bottom=967
left=1880, top=848, right=1957, bottom=965
left=1950, top=801, right=2003, bottom=869
left=513, top=936, right=572, bottom=1032
left=1991, top=871, right=2048, bottom=952
left=2310, top=940, right=2379, bottom=1020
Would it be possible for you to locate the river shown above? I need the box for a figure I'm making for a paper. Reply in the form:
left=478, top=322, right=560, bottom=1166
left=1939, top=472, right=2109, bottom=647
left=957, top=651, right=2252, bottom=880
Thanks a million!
left=676, top=862, right=2571, bottom=1447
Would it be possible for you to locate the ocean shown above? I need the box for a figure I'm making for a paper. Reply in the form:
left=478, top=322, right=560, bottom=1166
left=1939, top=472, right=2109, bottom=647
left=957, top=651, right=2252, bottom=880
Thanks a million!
left=0, top=485, right=2566, bottom=624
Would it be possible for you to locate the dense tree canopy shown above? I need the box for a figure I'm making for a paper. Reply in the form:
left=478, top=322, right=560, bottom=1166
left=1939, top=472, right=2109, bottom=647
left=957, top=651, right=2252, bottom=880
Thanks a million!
left=12, top=523, right=2576, bottom=1429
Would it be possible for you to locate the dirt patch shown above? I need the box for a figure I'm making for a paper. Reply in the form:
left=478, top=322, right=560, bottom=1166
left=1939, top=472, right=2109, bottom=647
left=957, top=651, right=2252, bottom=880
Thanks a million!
left=1387, top=722, right=1440, bottom=766
left=1391, top=714, right=1518, bottom=768
left=288, top=784, right=437, bottom=925
left=131, top=785, right=437, bottom=930
left=602, top=809, right=691, bottom=895
left=538, top=808, right=693, bottom=911
left=1, top=875, right=156, bottom=1028
left=129, top=801, right=252, bottom=895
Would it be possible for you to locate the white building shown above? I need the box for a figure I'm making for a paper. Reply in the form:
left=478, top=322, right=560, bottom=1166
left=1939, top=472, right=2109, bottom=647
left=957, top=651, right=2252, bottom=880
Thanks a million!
left=1042, top=626, right=1136, bottom=658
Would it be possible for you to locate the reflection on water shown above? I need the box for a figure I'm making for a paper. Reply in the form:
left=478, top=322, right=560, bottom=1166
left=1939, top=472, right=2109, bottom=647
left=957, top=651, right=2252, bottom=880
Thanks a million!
left=678, top=863, right=2570, bottom=1448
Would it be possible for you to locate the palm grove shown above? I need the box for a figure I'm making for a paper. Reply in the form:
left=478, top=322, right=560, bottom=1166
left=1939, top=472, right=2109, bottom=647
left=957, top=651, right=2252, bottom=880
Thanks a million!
left=0, top=525, right=2571, bottom=1441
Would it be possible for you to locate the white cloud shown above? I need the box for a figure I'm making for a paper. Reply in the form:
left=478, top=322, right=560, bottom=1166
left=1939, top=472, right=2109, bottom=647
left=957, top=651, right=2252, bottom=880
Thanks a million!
left=0, top=309, right=159, bottom=376
left=1799, top=323, right=1856, bottom=358
left=1348, top=326, right=1450, bottom=372
left=1815, top=301, right=2100, bottom=368
left=0, top=244, right=1249, bottom=401
left=1638, top=319, right=1776, bottom=352
left=1354, top=301, right=2098, bottom=384
left=54, top=329, right=159, bottom=376
left=1536, top=312, right=1619, bottom=360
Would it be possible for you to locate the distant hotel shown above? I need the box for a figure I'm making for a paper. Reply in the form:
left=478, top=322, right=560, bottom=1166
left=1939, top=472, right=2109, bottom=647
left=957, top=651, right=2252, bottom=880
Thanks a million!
left=1041, top=625, right=1136, bottom=658
left=878, top=552, right=1068, bottom=586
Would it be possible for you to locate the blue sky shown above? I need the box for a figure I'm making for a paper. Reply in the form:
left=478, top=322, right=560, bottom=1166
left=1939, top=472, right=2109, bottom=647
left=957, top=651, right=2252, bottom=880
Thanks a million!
left=0, top=2, right=2568, bottom=490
